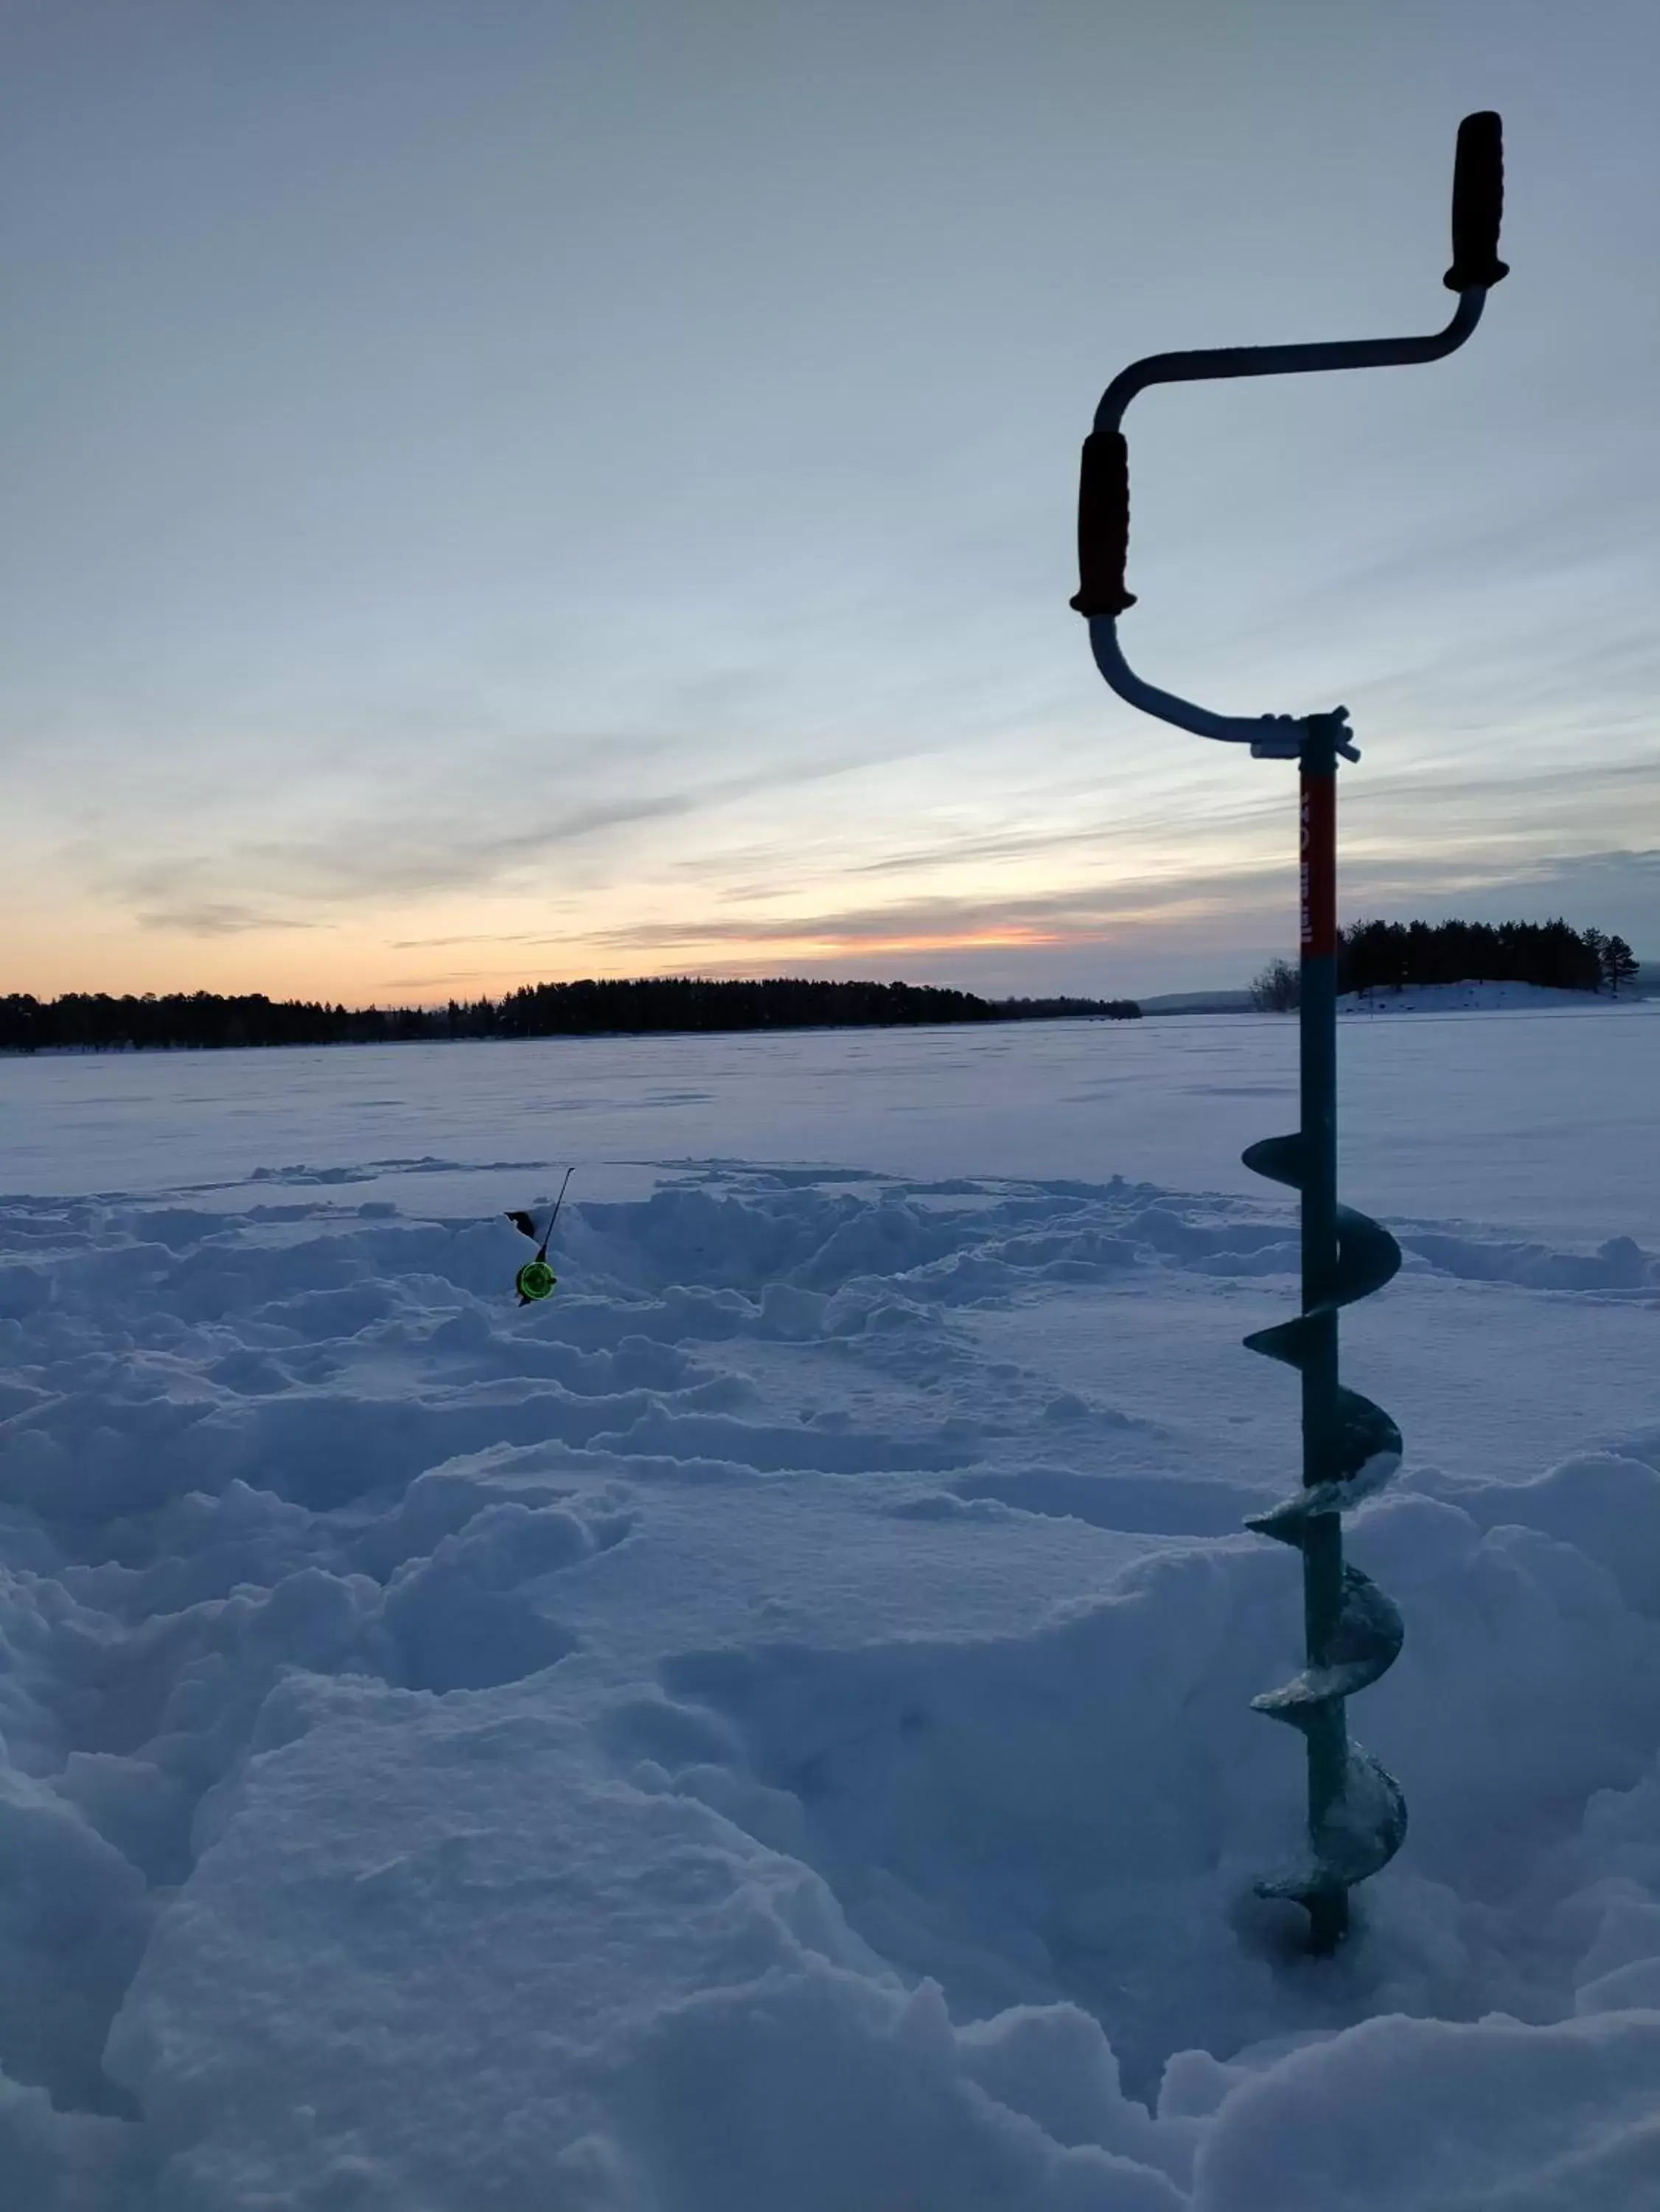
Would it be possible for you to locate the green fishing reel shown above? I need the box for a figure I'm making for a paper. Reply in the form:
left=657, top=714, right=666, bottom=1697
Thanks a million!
left=506, top=1167, right=574, bottom=1305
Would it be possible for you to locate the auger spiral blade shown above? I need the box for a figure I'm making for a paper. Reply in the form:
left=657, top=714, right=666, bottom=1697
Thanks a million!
left=1254, top=1747, right=1409, bottom=1907
left=1243, top=1110, right=1407, bottom=1941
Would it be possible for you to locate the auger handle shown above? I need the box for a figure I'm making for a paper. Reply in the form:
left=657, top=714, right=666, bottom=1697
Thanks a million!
left=1069, top=431, right=1134, bottom=618
left=1070, top=111, right=1507, bottom=730
left=1445, top=111, right=1509, bottom=292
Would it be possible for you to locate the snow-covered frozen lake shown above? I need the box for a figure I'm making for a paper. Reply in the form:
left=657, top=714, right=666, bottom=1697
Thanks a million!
left=1, top=1007, right=1658, bottom=2208
left=7, top=997, right=1659, bottom=1237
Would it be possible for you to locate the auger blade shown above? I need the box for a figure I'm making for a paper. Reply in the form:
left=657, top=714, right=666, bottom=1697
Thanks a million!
left=1241, top=1131, right=1302, bottom=1190
left=1245, top=1456, right=1399, bottom=1543
left=1336, top=1203, right=1403, bottom=1303
left=1334, top=1383, right=1403, bottom=1485
left=1254, top=1745, right=1408, bottom=1903
left=1249, top=1568, right=1405, bottom=1717
left=1243, top=1314, right=1308, bottom=1370
left=1244, top=1093, right=1406, bottom=1933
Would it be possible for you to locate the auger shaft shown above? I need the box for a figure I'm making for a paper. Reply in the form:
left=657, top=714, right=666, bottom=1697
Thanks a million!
left=1297, top=717, right=1348, bottom=1951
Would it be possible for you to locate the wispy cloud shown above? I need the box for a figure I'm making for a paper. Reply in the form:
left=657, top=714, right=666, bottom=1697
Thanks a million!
left=136, top=900, right=320, bottom=938
left=91, top=734, right=936, bottom=933
left=131, top=789, right=709, bottom=922
left=589, top=874, right=1250, bottom=955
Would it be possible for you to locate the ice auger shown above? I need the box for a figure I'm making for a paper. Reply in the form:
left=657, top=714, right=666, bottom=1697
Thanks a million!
left=1070, top=114, right=1508, bottom=1951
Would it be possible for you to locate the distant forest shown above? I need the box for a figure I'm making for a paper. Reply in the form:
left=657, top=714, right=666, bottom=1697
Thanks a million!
left=1341, top=919, right=1637, bottom=996
left=0, top=977, right=1143, bottom=1055
left=1251, top=919, right=1640, bottom=1009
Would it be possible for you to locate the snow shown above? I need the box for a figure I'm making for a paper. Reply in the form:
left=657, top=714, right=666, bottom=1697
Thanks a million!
left=1339, top=980, right=1631, bottom=1015
left=1, top=1009, right=1658, bottom=2208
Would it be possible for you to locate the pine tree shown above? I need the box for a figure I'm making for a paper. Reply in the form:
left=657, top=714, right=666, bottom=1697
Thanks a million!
left=1583, top=927, right=1608, bottom=990
left=1604, top=934, right=1639, bottom=997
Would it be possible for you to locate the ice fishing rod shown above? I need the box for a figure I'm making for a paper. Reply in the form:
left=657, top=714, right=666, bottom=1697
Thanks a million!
left=506, top=1166, right=574, bottom=1303
left=1070, top=114, right=1508, bottom=1952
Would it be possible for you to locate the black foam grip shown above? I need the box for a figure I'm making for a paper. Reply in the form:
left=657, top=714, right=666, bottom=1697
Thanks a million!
left=1444, top=110, right=1509, bottom=291
left=1069, top=430, right=1136, bottom=617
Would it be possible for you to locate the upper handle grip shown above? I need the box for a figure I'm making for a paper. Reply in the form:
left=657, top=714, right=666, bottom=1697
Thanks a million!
left=1073, top=114, right=1504, bottom=626
left=1068, top=431, right=1136, bottom=618
left=1444, top=110, right=1509, bottom=291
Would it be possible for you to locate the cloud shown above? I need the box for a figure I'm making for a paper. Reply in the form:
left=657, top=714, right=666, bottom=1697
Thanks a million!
left=386, top=931, right=552, bottom=950
left=360, top=846, right=1659, bottom=985
left=136, top=900, right=320, bottom=937
left=89, top=734, right=932, bottom=931
left=97, top=787, right=723, bottom=935
left=463, top=845, right=1660, bottom=999
left=250, top=787, right=708, bottom=904
left=587, top=874, right=1253, bottom=954
left=315, top=852, right=1660, bottom=1011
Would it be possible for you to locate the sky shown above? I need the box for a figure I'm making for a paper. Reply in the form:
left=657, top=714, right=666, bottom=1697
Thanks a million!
left=1, top=0, right=1656, bottom=1005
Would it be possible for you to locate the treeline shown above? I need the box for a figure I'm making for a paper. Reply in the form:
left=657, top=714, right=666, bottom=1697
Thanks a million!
left=0, top=978, right=1142, bottom=1054
left=1339, top=918, right=1638, bottom=996
left=480, top=977, right=1140, bottom=1036
left=1250, top=918, right=1639, bottom=1010
left=0, top=992, right=427, bottom=1054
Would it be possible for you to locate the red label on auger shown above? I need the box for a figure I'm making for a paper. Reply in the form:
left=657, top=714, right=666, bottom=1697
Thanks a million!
left=1300, top=776, right=1336, bottom=958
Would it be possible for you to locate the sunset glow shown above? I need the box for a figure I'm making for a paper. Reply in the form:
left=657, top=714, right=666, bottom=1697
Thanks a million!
left=1, top=4, right=1655, bottom=1010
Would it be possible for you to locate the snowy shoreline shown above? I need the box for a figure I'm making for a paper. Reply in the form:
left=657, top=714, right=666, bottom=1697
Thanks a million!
left=1339, top=978, right=1656, bottom=1015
